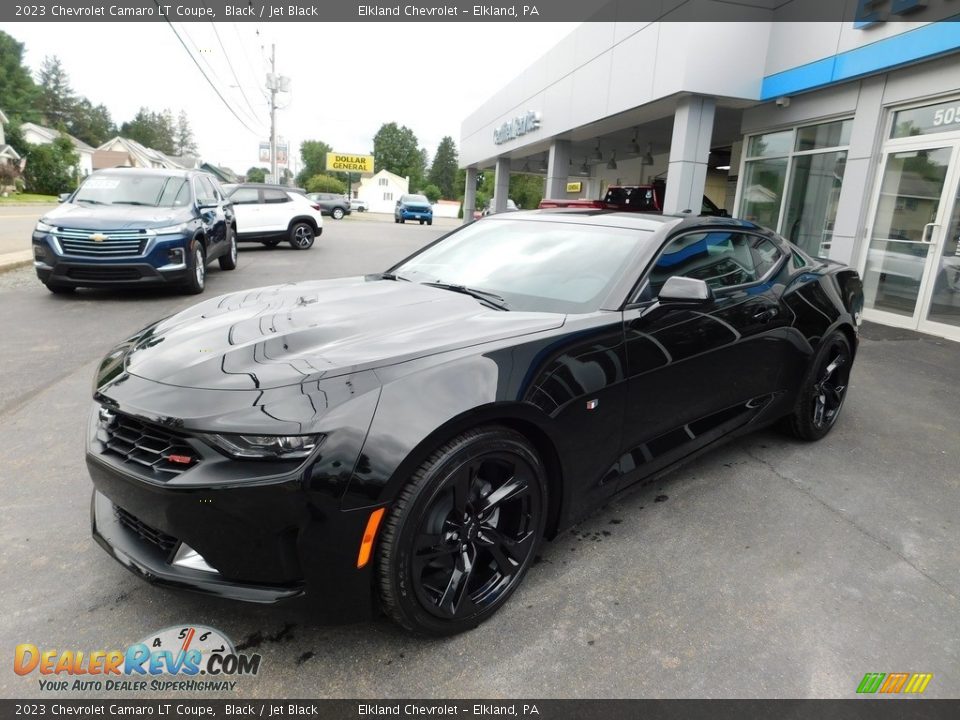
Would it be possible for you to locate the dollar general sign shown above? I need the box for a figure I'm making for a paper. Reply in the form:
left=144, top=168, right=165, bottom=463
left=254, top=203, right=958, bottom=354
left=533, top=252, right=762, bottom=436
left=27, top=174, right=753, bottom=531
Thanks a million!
left=326, top=153, right=374, bottom=173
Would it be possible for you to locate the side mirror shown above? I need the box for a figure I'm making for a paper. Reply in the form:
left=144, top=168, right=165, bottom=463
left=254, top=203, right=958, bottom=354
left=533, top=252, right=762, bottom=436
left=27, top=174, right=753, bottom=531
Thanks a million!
left=58, top=193, right=72, bottom=203
left=658, top=276, right=713, bottom=303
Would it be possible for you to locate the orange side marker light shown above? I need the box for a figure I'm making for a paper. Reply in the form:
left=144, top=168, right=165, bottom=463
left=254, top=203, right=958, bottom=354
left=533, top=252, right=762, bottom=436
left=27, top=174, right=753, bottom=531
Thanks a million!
left=357, top=508, right=386, bottom=569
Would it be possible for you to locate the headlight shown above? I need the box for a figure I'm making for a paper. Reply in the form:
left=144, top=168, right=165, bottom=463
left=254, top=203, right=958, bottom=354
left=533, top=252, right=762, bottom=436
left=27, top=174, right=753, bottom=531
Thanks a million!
left=153, top=221, right=193, bottom=235
left=200, top=433, right=324, bottom=460
left=35, top=220, right=56, bottom=233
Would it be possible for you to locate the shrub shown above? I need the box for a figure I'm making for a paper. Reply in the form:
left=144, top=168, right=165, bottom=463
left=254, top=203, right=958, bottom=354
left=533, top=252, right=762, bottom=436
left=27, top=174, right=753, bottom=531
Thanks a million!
left=422, top=184, right=442, bottom=204
left=305, top=173, right=346, bottom=194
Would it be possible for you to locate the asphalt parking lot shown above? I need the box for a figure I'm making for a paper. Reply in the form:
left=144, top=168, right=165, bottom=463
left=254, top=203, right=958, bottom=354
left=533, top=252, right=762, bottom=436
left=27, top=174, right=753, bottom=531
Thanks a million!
left=1, top=215, right=958, bottom=700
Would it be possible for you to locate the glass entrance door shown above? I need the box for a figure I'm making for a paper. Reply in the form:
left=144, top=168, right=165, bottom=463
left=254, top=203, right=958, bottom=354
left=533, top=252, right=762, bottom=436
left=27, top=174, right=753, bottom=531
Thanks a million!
left=921, top=174, right=960, bottom=334
left=861, top=143, right=958, bottom=328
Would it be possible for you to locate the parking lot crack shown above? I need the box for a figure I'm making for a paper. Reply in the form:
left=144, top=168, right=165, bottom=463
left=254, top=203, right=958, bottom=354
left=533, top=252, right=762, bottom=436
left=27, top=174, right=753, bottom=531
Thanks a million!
left=742, top=446, right=958, bottom=603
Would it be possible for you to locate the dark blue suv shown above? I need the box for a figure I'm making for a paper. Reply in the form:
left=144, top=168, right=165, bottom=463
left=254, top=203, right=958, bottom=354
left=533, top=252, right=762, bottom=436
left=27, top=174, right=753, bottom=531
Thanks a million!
left=394, top=194, right=433, bottom=225
left=33, top=168, right=237, bottom=295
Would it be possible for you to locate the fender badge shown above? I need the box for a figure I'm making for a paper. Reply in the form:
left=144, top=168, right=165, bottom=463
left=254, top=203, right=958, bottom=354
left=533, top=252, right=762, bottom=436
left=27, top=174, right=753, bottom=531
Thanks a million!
left=586, top=399, right=599, bottom=410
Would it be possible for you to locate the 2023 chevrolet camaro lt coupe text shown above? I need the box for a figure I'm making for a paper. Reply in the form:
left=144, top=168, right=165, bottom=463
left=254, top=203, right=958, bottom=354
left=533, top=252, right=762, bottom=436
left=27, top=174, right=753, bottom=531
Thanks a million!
left=88, top=210, right=863, bottom=635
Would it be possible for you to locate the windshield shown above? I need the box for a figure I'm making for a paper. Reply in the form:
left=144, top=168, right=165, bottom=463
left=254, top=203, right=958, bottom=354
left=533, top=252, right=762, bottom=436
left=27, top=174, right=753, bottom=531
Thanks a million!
left=74, top=174, right=190, bottom=207
left=401, top=195, right=429, bottom=204
left=394, top=219, right=650, bottom=313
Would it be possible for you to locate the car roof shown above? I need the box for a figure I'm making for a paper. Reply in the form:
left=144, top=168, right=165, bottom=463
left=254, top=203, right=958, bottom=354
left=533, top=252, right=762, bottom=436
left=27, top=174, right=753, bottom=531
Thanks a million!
left=487, top=209, right=766, bottom=233
left=92, top=167, right=201, bottom=179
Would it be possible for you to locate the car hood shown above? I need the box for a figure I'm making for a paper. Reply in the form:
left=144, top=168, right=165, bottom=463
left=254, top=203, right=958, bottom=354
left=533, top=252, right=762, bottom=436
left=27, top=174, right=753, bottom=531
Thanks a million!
left=43, top=203, right=191, bottom=230
left=124, top=277, right=565, bottom=390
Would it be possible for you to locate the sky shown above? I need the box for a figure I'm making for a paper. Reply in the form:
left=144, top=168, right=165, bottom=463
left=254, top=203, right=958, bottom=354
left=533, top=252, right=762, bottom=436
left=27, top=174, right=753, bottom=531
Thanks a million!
left=9, top=22, right=580, bottom=174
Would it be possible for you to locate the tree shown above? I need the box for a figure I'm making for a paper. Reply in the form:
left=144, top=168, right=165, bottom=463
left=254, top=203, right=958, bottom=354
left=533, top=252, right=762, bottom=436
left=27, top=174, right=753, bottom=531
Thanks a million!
left=175, top=110, right=198, bottom=156
left=121, top=108, right=176, bottom=154
left=68, top=99, right=115, bottom=147
left=373, top=123, right=424, bottom=190
left=305, top=174, right=346, bottom=194
left=0, top=31, right=40, bottom=123
left=23, top=134, right=80, bottom=195
left=422, top=184, right=442, bottom=204
left=428, top=136, right=458, bottom=200
left=296, top=139, right=332, bottom=187
left=509, top=173, right=543, bottom=211
left=245, top=166, right=268, bottom=183
left=36, top=55, right=75, bottom=127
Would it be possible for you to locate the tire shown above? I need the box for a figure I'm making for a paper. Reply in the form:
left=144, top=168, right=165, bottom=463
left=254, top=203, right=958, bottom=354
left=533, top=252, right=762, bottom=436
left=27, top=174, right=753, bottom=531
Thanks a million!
left=44, top=282, right=75, bottom=295
left=331, top=207, right=345, bottom=220
left=377, top=426, right=547, bottom=636
left=262, top=239, right=281, bottom=248
left=182, top=242, right=206, bottom=295
left=784, top=331, right=853, bottom=441
left=419, top=220, right=424, bottom=225
left=395, top=217, right=400, bottom=224
left=427, top=219, right=433, bottom=226
left=400, top=217, right=405, bottom=224
left=218, top=228, right=238, bottom=270
left=289, top=222, right=315, bottom=250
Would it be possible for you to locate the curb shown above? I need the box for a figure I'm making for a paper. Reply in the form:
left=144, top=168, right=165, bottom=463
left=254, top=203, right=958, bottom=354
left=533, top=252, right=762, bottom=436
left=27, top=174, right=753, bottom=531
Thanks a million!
left=0, top=251, right=33, bottom=275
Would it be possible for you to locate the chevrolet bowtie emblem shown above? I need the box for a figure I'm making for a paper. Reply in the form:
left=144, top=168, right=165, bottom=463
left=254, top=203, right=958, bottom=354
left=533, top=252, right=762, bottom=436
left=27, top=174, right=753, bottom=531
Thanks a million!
left=90, top=233, right=107, bottom=242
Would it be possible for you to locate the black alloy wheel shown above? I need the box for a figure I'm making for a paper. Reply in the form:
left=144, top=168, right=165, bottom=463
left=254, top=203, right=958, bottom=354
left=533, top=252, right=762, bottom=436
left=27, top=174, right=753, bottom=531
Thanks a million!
left=289, top=222, right=315, bottom=250
left=786, top=331, right=853, bottom=441
left=332, top=207, right=345, bottom=220
left=218, top=228, right=238, bottom=270
left=377, top=427, right=546, bottom=635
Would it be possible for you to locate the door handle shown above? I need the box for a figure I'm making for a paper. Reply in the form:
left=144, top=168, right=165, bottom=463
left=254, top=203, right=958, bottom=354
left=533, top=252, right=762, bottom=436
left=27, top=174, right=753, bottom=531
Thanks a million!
left=753, top=307, right=779, bottom=323
left=921, top=223, right=938, bottom=244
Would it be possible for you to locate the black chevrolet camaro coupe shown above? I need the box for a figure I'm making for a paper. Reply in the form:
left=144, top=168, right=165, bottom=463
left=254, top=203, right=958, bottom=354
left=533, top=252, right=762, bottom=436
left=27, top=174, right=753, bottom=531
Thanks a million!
left=88, top=210, right=863, bottom=635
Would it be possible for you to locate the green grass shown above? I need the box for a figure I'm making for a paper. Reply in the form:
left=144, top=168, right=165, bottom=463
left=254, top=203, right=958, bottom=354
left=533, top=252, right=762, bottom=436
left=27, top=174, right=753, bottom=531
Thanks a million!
left=0, top=193, right=58, bottom=204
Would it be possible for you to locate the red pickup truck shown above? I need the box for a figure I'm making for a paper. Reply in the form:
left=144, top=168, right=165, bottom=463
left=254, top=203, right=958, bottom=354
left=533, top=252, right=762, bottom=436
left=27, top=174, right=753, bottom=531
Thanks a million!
left=539, top=181, right=728, bottom=216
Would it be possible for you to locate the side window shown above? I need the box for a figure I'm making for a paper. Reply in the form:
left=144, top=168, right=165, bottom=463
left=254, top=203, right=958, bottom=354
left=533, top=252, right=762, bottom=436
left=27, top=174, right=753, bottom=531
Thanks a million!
left=263, top=189, right=290, bottom=204
left=648, top=231, right=764, bottom=295
left=230, top=187, right=260, bottom=205
left=195, top=176, right=218, bottom=206
left=751, top=237, right=784, bottom=278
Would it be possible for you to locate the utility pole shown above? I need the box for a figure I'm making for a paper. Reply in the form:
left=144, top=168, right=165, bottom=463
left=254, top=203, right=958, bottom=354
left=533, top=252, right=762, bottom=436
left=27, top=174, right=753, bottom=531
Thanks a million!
left=265, top=44, right=290, bottom=184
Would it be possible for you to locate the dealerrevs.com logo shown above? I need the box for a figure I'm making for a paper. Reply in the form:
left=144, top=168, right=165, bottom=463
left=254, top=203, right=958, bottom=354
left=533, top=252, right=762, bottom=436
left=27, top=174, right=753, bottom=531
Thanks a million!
left=14, top=625, right=261, bottom=693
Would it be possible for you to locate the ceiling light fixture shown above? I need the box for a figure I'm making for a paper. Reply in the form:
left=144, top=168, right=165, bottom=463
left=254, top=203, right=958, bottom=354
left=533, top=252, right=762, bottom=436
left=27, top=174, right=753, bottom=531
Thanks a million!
left=643, top=143, right=654, bottom=165
left=607, top=152, right=618, bottom=170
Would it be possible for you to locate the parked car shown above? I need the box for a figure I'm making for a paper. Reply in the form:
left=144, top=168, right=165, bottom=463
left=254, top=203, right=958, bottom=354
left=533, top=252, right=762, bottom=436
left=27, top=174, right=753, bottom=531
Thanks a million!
left=308, top=192, right=351, bottom=220
left=226, top=183, right=324, bottom=250
left=477, top=198, right=520, bottom=218
left=350, top=198, right=369, bottom=212
left=87, top=210, right=862, bottom=635
left=32, top=168, right=237, bottom=295
left=394, top=194, right=433, bottom=225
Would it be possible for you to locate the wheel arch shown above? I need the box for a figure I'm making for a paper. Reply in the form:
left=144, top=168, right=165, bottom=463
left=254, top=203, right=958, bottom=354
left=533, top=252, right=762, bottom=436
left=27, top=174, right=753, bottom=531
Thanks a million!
left=288, top=215, right=320, bottom=232
left=346, top=401, right=566, bottom=541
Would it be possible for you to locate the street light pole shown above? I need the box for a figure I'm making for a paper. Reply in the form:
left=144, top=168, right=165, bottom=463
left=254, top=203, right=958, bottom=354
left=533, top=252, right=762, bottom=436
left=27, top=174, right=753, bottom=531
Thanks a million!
left=269, top=43, right=277, bottom=183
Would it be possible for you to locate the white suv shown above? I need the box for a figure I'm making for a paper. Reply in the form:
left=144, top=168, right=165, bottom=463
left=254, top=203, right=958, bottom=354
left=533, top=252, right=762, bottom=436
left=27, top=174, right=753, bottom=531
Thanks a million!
left=225, top=184, right=324, bottom=250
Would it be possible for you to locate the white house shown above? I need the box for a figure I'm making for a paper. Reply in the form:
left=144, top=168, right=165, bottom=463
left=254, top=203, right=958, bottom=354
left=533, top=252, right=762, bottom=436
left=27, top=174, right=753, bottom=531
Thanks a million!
left=0, top=109, right=22, bottom=167
left=20, top=122, right=94, bottom=178
left=93, top=136, right=185, bottom=170
left=355, top=169, right=408, bottom=214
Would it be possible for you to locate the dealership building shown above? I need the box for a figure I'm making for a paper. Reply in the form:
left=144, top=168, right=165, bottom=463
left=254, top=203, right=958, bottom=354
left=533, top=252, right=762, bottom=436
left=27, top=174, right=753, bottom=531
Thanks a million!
left=459, top=13, right=960, bottom=341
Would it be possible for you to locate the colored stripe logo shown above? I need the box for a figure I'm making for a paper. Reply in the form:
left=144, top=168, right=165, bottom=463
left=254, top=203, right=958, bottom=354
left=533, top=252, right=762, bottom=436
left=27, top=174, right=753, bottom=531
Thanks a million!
left=857, top=672, right=933, bottom=694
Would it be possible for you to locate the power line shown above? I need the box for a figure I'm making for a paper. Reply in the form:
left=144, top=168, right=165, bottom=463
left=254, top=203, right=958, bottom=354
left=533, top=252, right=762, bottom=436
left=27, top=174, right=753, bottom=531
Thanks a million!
left=154, top=6, right=261, bottom=137
left=211, top=22, right=268, bottom=133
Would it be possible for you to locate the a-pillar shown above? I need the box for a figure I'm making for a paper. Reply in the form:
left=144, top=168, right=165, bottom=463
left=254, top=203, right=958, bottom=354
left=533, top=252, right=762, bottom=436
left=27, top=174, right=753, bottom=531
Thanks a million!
left=662, top=95, right=716, bottom=215
left=462, top=167, right=477, bottom=225
left=544, top=140, right=571, bottom=200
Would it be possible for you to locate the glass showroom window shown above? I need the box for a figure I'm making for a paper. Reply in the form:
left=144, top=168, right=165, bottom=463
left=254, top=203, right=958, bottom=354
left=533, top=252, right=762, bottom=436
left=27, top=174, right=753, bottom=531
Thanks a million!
left=739, top=119, right=851, bottom=256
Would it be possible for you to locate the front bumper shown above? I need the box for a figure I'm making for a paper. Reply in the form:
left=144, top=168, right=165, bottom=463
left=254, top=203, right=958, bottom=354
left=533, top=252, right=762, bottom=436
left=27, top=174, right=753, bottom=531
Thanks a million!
left=398, top=209, right=433, bottom=221
left=33, top=231, right=192, bottom=288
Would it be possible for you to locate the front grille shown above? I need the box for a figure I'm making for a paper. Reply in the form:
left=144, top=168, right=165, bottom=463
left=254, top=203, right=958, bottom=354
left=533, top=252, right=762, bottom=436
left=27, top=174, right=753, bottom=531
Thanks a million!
left=97, top=410, right=199, bottom=477
left=114, top=505, right=178, bottom=554
left=55, top=228, right=147, bottom=257
left=67, top=266, right=142, bottom=281
left=406, top=206, right=430, bottom=213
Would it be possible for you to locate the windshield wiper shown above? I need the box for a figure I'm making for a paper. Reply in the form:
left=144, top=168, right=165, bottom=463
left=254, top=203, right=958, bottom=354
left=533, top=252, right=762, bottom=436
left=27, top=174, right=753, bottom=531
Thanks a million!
left=75, top=198, right=105, bottom=205
left=423, top=282, right=509, bottom=311
left=111, top=201, right=154, bottom=206
left=380, top=271, right=410, bottom=281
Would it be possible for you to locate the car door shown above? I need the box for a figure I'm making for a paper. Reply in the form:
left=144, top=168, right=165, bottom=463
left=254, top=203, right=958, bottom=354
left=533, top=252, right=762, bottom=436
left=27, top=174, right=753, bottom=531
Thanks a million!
left=229, top=187, right=262, bottom=235
left=618, top=229, right=790, bottom=489
left=260, top=188, right=293, bottom=232
left=194, top=175, right=227, bottom=253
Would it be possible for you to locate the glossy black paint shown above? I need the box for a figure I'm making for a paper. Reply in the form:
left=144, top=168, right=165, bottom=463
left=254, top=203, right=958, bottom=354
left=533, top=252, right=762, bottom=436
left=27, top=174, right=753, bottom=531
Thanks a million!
left=87, top=211, right=862, bottom=620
